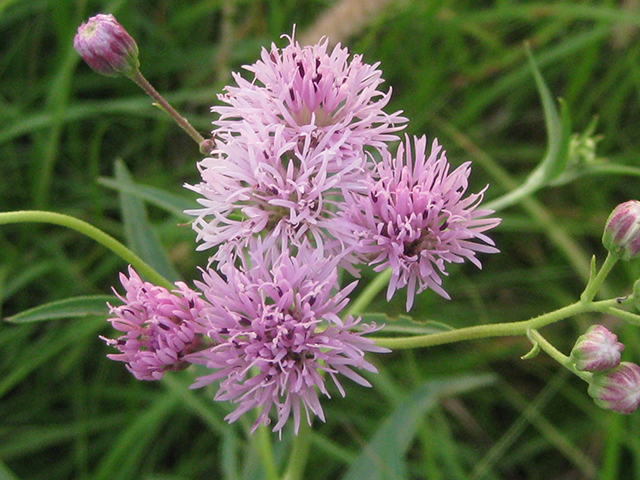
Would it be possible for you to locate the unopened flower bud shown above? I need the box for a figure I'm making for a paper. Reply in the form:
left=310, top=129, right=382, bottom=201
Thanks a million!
left=74, top=14, right=139, bottom=78
left=588, top=362, right=640, bottom=414
left=570, top=325, right=624, bottom=372
left=602, top=200, right=640, bottom=260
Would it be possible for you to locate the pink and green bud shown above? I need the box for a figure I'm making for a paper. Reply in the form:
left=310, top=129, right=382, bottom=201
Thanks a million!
left=588, top=362, right=640, bottom=414
left=570, top=325, right=624, bottom=372
left=74, top=14, right=139, bottom=78
left=602, top=200, right=640, bottom=260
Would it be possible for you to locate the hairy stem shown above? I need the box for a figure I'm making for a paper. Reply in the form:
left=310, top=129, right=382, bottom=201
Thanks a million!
left=372, top=298, right=620, bottom=350
left=129, top=70, right=213, bottom=154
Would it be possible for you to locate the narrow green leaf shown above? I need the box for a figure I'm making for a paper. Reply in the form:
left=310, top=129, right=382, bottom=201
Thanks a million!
left=4, top=295, right=113, bottom=323
left=221, top=428, right=241, bottom=480
left=484, top=47, right=573, bottom=212
left=526, top=48, right=572, bottom=184
left=0, top=414, right=128, bottom=459
left=0, top=460, right=20, bottom=480
left=343, top=374, right=496, bottom=480
left=98, top=176, right=194, bottom=221
left=114, top=159, right=181, bottom=282
left=0, top=261, right=55, bottom=301
left=92, top=394, right=180, bottom=480
left=0, top=317, right=105, bottom=398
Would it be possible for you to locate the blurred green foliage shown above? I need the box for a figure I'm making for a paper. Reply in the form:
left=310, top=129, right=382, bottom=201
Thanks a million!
left=3, top=0, right=640, bottom=479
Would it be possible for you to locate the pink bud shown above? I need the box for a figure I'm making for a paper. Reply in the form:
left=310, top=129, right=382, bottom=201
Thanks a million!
left=602, top=200, right=640, bottom=260
left=588, top=362, right=640, bottom=414
left=570, top=325, right=624, bottom=372
left=74, top=14, right=139, bottom=78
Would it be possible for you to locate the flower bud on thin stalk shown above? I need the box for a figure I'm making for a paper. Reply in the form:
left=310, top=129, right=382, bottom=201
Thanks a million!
left=74, top=14, right=213, bottom=155
left=570, top=325, right=624, bottom=372
left=588, top=362, right=640, bottom=414
left=581, top=200, right=640, bottom=303
left=73, top=13, right=139, bottom=78
left=602, top=200, right=640, bottom=260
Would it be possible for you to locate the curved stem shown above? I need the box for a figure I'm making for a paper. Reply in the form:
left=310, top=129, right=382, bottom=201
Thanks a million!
left=0, top=210, right=173, bottom=290
left=372, top=298, right=620, bottom=350
left=527, top=329, right=592, bottom=382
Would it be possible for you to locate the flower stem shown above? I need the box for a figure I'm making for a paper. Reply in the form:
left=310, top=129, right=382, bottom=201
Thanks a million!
left=527, top=329, right=591, bottom=382
left=600, top=306, right=640, bottom=326
left=0, top=210, right=173, bottom=290
left=346, top=268, right=392, bottom=317
left=372, top=298, right=620, bottom=350
left=281, top=420, right=312, bottom=480
left=129, top=69, right=213, bottom=154
left=255, top=424, right=279, bottom=480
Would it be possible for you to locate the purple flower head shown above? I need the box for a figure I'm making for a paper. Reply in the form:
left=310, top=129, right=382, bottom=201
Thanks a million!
left=188, top=243, right=388, bottom=434
left=214, top=32, right=406, bottom=162
left=350, top=135, right=501, bottom=310
left=570, top=325, right=624, bottom=372
left=186, top=121, right=365, bottom=269
left=588, top=362, right=640, bottom=414
left=102, top=266, right=207, bottom=381
left=74, top=14, right=139, bottom=78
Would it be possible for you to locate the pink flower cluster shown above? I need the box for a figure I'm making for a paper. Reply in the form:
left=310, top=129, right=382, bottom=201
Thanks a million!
left=100, top=29, right=501, bottom=433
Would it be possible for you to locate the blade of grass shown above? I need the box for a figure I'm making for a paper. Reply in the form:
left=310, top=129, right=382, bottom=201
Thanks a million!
left=114, top=159, right=181, bottom=282
left=98, top=176, right=194, bottom=220
left=4, top=295, right=112, bottom=323
left=343, top=374, right=495, bottom=480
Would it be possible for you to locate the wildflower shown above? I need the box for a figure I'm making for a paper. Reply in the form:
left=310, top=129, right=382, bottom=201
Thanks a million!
left=189, top=244, right=388, bottom=434
left=213, top=33, right=406, bottom=163
left=102, top=267, right=207, bottom=381
left=349, top=135, right=501, bottom=310
left=602, top=200, right=640, bottom=260
left=588, top=362, right=640, bottom=414
left=74, top=14, right=139, bottom=78
left=186, top=121, right=365, bottom=269
left=570, top=325, right=624, bottom=372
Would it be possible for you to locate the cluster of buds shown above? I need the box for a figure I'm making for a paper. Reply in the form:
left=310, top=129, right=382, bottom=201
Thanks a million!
left=570, top=325, right=640, bottom=413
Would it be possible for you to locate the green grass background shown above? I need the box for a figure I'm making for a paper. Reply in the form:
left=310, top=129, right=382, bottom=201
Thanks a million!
left=3, top=0, right=640, bottom=478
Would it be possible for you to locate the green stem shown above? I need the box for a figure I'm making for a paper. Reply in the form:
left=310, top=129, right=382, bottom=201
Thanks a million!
left=527, top=329, right=591, bottom=382
left=0, top=210, right=173, bottom=290
left=129, top=70, right=213, bottom=154
left=580, top=252, right=618, bottom=302
left=255, top=424, right=279, bottom=480
left=372, top=298, right=620, bottom=350
left=345, top=268, right=392, bottom=317
left=281, top=420, right=312, bottom=480
left=600, top=306, right=640, bottom=326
